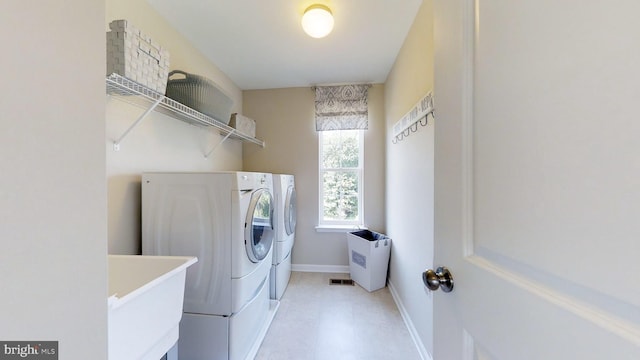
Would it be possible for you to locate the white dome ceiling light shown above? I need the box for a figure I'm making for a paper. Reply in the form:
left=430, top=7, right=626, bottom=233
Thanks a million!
left=301, top=4, right=334, bottom=38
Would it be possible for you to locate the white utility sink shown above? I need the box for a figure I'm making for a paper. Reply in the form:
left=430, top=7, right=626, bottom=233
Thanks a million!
left=108, top=254, right=197, bottom=360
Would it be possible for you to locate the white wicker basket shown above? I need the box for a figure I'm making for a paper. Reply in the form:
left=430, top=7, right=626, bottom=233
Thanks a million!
left=229, top=113, right=256, bottom=137
left=106, top=20, right=170, bottom=94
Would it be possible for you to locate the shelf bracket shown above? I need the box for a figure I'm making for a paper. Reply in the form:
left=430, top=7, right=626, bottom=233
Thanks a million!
left=204, top=130, right=235, bottom=158
left=113, top=96, right=164, bottom=151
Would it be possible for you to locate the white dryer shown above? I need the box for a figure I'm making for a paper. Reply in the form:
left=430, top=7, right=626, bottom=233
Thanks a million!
left=270, top=174, right=297, bottom=300
left=142, top=172, right=277, bottom=360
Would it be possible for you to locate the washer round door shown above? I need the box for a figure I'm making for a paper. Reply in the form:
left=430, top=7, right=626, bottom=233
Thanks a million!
left=245, top=189, right=275, bottom=262
left=284, top=185, right=297, bottom=236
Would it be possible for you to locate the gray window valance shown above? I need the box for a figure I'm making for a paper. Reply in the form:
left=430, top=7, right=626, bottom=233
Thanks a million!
left=314, top=85, right=370, bottom=131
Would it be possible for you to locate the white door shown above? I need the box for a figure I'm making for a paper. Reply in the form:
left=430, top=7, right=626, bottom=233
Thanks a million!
left=432, top=0, right=640, bottom=359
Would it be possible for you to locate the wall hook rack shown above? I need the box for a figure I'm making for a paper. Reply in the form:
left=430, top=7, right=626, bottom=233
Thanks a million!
left=392, top=110, right=435, bottom=144
left=391, top=92, right=434, bottom=144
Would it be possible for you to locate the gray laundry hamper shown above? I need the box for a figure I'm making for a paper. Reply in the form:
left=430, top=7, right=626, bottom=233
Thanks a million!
left=347, top=230, right=392, bottom=292
left=165, top=70, right=233, bottom=124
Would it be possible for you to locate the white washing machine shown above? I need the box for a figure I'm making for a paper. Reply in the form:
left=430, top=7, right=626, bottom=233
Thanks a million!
left=142, top=172, right=277, bottom=360
left=270, top=174, right=297, bottom=300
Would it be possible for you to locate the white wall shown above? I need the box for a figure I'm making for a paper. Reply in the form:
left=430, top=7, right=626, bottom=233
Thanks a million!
left=384, top=0, right=435, bottom=358
left=242, top=86, right=386, bottom=269
left=0, top=1, right=108, bottom=358
left=106, top=0, right=244, bottom=254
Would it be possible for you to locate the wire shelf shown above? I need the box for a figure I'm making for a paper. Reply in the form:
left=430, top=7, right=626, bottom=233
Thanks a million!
left=106, top=73, right=265, bottom=147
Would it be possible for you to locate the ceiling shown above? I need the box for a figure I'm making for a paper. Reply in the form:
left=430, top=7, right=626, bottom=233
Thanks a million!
left=148, top=0, right=423, bottom=90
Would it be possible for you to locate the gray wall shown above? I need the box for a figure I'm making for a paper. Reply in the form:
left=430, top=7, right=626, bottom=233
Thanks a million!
left=0, top=1, right=108, bottom=358
left=242, top=86, right=386, bottom=269
left=384, top=1, right=435, bottom=358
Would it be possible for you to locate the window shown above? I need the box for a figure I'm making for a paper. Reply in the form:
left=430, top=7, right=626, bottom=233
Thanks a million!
left=318, top=129, right=364, bottom=226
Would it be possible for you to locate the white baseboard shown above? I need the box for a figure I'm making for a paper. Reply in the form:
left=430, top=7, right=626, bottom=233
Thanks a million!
left=388, top=280, right=433, bottom=360
left=291, top=263, right=350, bottom=273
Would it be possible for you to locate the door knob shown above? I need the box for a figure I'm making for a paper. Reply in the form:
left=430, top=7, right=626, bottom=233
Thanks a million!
left=422, top=266, right=454, bottom=292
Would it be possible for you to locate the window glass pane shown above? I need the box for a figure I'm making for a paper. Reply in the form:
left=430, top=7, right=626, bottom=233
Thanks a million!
left=321, top=130, right=359, bottom=169
left=253, top=191, right=272, bottom=221
left=322, top=170, right=359, bottom=221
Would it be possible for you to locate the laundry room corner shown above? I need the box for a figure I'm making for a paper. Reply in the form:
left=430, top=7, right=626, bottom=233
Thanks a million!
left=242, top=85, right=386, bottom=270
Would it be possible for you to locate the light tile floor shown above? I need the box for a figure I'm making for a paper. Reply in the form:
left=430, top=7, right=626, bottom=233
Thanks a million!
left=255, top=272, right=422, bottom=360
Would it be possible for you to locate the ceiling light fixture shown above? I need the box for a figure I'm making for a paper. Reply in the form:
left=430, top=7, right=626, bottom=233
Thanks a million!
left=301, top=4, right=334, bottom=38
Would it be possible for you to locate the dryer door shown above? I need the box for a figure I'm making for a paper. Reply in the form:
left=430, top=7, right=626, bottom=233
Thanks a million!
left=284, top=185, right=297, bottom=236
left=245, top=189, right=275, bottom=262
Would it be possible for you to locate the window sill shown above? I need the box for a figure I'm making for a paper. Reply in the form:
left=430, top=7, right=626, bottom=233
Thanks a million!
left=315, top=225, right=367, bottom=233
